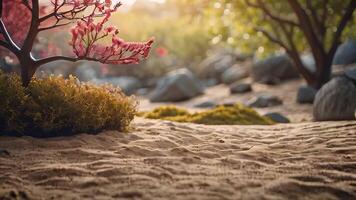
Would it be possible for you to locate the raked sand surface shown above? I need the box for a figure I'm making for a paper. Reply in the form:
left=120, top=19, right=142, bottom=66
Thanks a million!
left=1, top=118, right=356, bottom=200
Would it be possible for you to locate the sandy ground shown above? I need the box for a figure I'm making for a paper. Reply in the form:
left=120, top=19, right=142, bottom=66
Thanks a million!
left=1, top=118, right=356, bottom=200
left=139, top=79, right=313, bottom=123
left=1, top=79, right=356, bottom=199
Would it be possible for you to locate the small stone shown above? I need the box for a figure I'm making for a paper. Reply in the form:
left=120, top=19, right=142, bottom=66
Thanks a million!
left=247, top=94, right=283, bottom=108
left=230, top=83, right=252, bottom=94
left=194, top=100, right=217, bottom=108
left=296, top=86, right=317, bottom=104
left=0, top=149, right=10, bottom=156
left=264, top=112, right=290, bottom=123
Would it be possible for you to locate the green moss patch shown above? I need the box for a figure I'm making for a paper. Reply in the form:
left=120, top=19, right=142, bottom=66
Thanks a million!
left=140, top=104, right=274, bottom=125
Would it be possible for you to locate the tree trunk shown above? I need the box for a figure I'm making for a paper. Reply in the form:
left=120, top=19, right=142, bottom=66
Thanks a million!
left=20, top=61, right=37, bottom=87
left=313, top=56, right=333, bottom=89
left=286, top=50, right=315, bottom=86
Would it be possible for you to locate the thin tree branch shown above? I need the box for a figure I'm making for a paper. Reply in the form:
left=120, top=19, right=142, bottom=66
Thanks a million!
left=22, top=0, right=39, bottom=52
left=245, top=0, right=299, bottom=27
left=306, top=0, right=326, bottom=41
left=288, top=0, right=327, bottom=75
left=35, top=56, right=102, bottom=67
left=328, top=0, right=356, bottom=58
left=0, top=19, right=21, bottom=51
left=0, top=0, right=3, bottom=17
left=38, top=22, right=72, bottom=32
left=21, top=0, right=32, bottom=11
left=255, top=28, right=289, bottom=51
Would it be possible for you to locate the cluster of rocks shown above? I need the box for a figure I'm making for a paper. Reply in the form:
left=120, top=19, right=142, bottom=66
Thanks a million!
left=22, top=39, right=356, bottom=122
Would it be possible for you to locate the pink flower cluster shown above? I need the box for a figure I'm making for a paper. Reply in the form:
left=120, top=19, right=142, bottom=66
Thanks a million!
left=1, top=0, right=32, bottom=45
left=69, top=1, right=153, bottom=64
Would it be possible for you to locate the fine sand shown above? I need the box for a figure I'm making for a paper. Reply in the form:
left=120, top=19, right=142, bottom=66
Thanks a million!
left=1, top=118, right=356, bottom=199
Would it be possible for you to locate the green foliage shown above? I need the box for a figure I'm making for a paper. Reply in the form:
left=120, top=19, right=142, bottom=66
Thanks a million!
left=201, top=0, right=356, bottom=58
left=141, top=104, right=274, bottom=125
left=0, top=71, right=137, bottom=137
left=0, top=72, right=27, bottom=133
left=107, top=11, right=212, bottom=78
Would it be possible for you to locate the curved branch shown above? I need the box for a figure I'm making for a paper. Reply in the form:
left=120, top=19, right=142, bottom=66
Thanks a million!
left=35, top=56, right=106, bottom=67
left=0, top=19, right=21, bottom=51
left=328, top=0, right=356, bottom=58
left=35, top=56, right=80, bottom=66
left=22, top=0, right=39, bottom=52
left=245, top=0, right=299, bottom=27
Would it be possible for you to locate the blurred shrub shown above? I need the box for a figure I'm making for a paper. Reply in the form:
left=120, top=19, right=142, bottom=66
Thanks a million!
left=140, top=104, right=274, bottom=125
left=0, top=71, right=137, bottom=137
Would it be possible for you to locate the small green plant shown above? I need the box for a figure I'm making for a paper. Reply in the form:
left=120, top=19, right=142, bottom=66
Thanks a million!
left=140, top=105, right=274, bottom=125
left=0, top=71, right=137, bottom=137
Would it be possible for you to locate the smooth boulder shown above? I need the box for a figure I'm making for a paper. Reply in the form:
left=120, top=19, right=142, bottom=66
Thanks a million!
left=221, top=64, right=249, bottom=84
left=251, top=54, right=299, bottom=84
left=313, top=76, right=356, bottom=121
left=296, top=86, right=317, bottom=104
left=197, top=53, right=237, bottom=82
left=333, top=40, right=356, bottom=65
left=150, top=68, right=204, bottom=102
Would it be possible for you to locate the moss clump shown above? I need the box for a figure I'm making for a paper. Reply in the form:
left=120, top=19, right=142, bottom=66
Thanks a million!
left=141, top=104, right=274, bottom=125
left=0, top=71, right=137, bottom=137
left=141, top=105, right=190, bottom=119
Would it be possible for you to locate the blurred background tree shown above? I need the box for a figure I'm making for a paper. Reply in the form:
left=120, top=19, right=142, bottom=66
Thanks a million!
left=202, top=0, right=356, bottom=88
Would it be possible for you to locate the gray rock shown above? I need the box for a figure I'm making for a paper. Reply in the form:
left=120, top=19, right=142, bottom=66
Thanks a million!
left=313, top=76, right=356, bottom=121
left=230, top=83, right=252, bottom=94
left=259, top=76, right=281, bottom=85
left=296, top=86, right=317, bottom=104
left=150, top=68, right=204, bottom=102
left=194, top=100, right=217, bottom=108
left=198, top=53, right=237, bottom=82
left=333, top=39, right=356, bottom=65
left=74, top=64, right=99, bottom=81
left=247, top=94, right=283, bottom=108
left=251, top=54, right=299, bottom=84
left=136, top=88, right=149, bottom=96
left=264, top=112, right=290, bottom=123
left=221, top=64, right=249, bottom=84
left=201, top=79, right=218, bottom=87
left=301, top=54, right=316, bottom=73
left=345, top=68, right=356, bottom=82
left=0, top=59, right=13, bottom=73
left=92, top=76, right=141, bottom=95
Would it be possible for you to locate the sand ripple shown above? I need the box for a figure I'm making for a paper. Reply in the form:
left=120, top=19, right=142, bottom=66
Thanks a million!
left=1, top=118, right=356, bottom=199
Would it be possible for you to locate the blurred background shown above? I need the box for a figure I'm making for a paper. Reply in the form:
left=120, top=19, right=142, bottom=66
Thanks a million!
left=2, top=0, right=356, bottom=122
